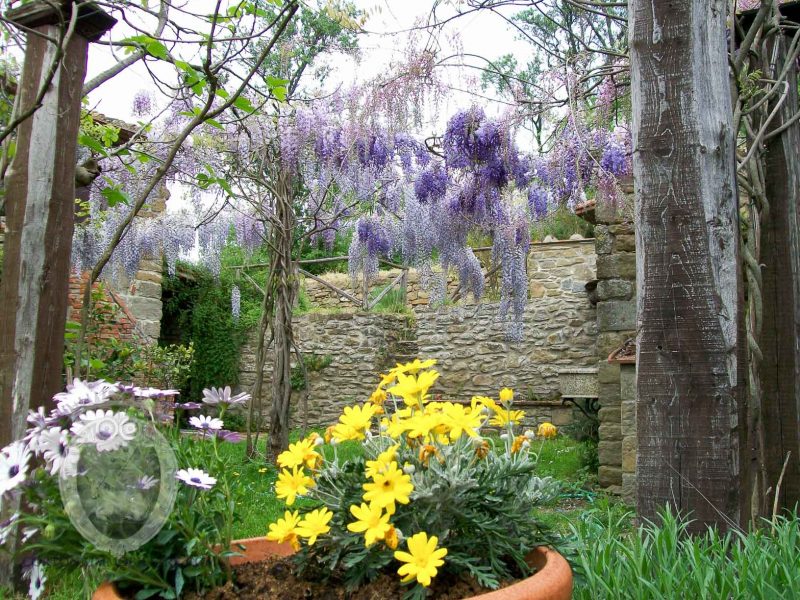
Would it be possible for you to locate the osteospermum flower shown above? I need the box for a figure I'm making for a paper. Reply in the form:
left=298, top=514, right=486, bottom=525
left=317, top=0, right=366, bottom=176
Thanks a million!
left=53, top=379, right=118, bottom=415
left=202, top=386, right=251, bottom=407
left=71, top=410, right=137, bottom=452
left=394, top=532, right=448, bottom=587
left=347, top=502, right=392, bottom=546
left=277, top=438, right=321, bottom=470
left=296, top=507, right=333, bottom=545
left=0, top=441, right=31, bottom=495
left=37, top=427, right=74, bottom=475
left=362, top=462, right=413, bottom=512
left=275, top=467, right=315, bottom=506
left=266, top=510, right=302, bottom=550
left=189, top=415, right=224, bottom=431
left=396, top=358, right=437, bottom=375
left=176, top=468, right=217, bottom=490
left=24, top=560, right=46, bottom=600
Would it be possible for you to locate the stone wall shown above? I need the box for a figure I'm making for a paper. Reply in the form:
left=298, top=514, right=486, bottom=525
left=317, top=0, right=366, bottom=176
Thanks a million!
left=239, top=312, right=414, bottom=428
left=240, top=239, right=598, bottom=432
left=593, top=186, right=637, bottom=497
left=302, top=238, right=596, bottom=311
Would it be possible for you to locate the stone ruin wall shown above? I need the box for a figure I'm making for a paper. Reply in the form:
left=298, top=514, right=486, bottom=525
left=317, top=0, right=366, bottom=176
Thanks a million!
left=240, top=238, right=598, bottom=433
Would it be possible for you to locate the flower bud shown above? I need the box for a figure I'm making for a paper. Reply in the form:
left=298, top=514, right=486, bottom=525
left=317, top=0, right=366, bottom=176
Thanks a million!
left=314, top=436, right=324, bottom=446
left=402, top=463, right=415, bottom=475
left=500, top=433, right=510, bottom=441
left=524, top=430, right=535, bottom=440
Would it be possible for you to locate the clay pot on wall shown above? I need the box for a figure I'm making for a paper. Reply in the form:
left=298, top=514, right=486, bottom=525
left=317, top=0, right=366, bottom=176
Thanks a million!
left=93, top=538, right=573, bottom=600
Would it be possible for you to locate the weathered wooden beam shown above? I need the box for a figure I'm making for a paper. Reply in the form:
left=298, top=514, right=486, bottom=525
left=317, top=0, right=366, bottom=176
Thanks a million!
left=1, top=0, right=114, bottom=444
left=297, top=267, right=362, bottom=305
left=631, top=0, right=745, bottom=531
left=368, top=269, right=407, bottom=310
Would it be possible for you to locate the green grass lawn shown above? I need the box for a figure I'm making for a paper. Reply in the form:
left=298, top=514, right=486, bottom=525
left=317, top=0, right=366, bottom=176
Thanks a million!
left=0, top=433, right=596, bottom=599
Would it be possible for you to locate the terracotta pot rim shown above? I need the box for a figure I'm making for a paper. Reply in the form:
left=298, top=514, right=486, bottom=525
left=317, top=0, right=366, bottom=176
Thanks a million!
left=93, top=538, right=572, bottom=600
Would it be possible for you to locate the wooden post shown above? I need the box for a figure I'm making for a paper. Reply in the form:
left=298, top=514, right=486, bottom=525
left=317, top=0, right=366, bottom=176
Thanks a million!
left=0, top=1, right=115, bottom=455
left=630, top=0, right=745, bottom=531
left=758, top=29, right=800, bottom=512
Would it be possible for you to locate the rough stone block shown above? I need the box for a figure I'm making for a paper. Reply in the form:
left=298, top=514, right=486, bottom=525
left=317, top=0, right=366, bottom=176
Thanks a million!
left=595, top=199, right=626, bottom=224
left=620, top=365, right=636, bottom=401
left=599, top=424, right=622, bottom=442
left=132, top=280, right=162, bottom=299
left=598, top=382, right=621, bottom=405
left=550, top=408, right=573, bottom=426
left=598, top=331, right=633, bottom=357
left=598, top=406, right=620, bottom=424
left=614, top=234, right=636, bottom=253
left=598, top=465, right=623, bottom=487
left=123, top=296, right=162, bottom=322
left=595, top=225, right=612, bottom=255
left=622, top=436, right=637, bottom=472
left=135, top=270, right=163, bottom=284
left=622, top=473, right=637, bottom=505
left=598, top=441, right=622, bottom=465
left=597, top=301, right=636, bottom=331
left=138, top=320, right=161, bottom=341
left=621, top=400, right=636, bottom=431
left=596, top=253, right=636, bottom=281
left=598, top=362, right=620, bottom=384
left=596, top=279, right=633, bottom=301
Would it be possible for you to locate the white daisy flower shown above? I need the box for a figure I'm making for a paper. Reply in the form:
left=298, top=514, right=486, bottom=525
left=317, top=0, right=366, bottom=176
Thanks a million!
left=21, top=526, right=37, bottom=543
left=53, top=379, right=118, bottom=415
left=71, top=410, right=136, bottom=452
left=176, top=468, right=216, bottom=490
left=0, top=513, right=19, bottom=545
left=0, top=441, right=31, bottom=495
left=36, top=427, right=74, bottom=475
left=131, top=386, right=179, bottom=399
left=135, top=475, right=160, bottom=491
left=189, top=415, right=224, bottom=431
left=201, top=386, right=250, bottom=407
left=23, top=560, right=46, bottom=600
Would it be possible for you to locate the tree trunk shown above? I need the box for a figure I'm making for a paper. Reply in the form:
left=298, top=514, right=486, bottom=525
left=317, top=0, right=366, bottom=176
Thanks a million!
left=758, top=32, right=800, bottom=512
left=268, top=175, right=297, bottom=460
left=630, top=0, right=746, bottom=531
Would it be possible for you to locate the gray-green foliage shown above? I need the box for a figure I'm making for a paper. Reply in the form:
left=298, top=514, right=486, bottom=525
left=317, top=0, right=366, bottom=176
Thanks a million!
left=297, top=436, right=560, bottom=599
left=571, top=506, right=800, bottom=599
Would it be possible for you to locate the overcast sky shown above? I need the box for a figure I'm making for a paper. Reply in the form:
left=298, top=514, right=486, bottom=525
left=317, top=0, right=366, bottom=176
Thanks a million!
left=83, top=1, right=529, bottom=129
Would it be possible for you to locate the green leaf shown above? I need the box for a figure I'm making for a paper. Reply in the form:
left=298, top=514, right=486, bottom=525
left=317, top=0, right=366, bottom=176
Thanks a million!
left=89, top=358, right=105, bottom=371
left=217, top=178, right=233, bottom=196
left=205, top=118, right=224, bottom=130
left=232, top=95, right=255, bottom=113
left=78, top=134, right=108, bottom=156
left=174, top=569, right=184, bottom=598
left=100, top=186, right=130, bottom=207
left=134, top=589, right=161, bottom=600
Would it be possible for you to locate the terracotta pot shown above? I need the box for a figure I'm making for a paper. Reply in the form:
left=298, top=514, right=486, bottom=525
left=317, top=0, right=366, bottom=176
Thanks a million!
left=93, top=538, right=572, bottom=600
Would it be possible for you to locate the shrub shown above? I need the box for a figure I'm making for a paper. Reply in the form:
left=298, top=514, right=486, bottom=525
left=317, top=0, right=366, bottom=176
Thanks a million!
left=265, top=360, right=560, bottom=599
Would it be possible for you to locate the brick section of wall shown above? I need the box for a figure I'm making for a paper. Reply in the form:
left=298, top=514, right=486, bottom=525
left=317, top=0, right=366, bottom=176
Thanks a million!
left=67, top=273, right=138, bottom=342
left=594, top=186, right=637, bottom=496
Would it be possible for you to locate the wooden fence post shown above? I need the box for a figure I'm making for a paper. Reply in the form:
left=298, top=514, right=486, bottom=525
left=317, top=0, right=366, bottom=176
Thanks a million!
left=0, top=0, right=115, bottom=583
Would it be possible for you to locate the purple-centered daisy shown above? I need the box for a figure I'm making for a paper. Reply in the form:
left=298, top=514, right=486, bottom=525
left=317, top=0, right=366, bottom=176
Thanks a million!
left=176, top=468, right=216, bottom=490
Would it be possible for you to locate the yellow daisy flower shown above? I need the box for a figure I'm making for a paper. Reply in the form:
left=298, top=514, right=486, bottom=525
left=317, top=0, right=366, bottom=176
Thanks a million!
left=266, top=510, right=301, bottom=550
left=363, top=461, right=414, bottom=512
left=275, top=466, right=315, bottom=506
left=336, top=403, right=379, bottom=440
left=296, top=507, right=333, bottom=546
left=498, top=387, right=514, bottom=403
left=277, top=438, right=321, bottom=471
left=347, top=502, right=392, bottom=546
left=537, top=422, right=558, bottom=439
left=489, top=408, right=525, bottom=427
left=387, top=370, right=440, bottom=408
left=394, top=531, right=448, bottom=587
left=365, top=444, right=400, bottom=478
left=442, top=403, right=484, bottom=440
